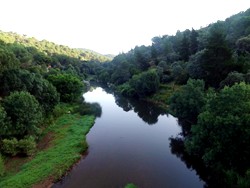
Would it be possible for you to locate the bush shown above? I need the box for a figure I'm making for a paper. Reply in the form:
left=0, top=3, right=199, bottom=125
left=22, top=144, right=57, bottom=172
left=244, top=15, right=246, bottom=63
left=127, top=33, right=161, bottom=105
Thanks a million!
left=1, top=137, right=36, bottom=156
left=78, top=102, right=102, bottom=117
left=18, top=136, right=36, bottom=156
left=169, top=79, right=206, bottom=122
left=2, top=91, right=43, bottom=138
left=0, top=105, right=8, bottom=130
left=129, top=69, right=160, bottom=97
left=1, top=138, right=19, bottom=156
left=0, top=154, right=5, bottom=176
left=47, top=73, right=84, bottom=102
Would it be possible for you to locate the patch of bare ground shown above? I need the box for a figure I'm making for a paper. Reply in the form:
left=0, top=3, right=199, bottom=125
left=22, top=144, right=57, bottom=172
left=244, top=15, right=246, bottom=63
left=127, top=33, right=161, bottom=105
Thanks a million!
left=37, top=132, right=54, bottom=150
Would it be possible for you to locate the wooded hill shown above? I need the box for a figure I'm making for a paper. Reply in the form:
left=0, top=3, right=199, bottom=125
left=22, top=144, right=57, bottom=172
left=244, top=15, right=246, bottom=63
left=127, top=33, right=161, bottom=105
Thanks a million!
left=91, top=8, right=250, bottom=187
left=93, top=8, right=250, bottom=96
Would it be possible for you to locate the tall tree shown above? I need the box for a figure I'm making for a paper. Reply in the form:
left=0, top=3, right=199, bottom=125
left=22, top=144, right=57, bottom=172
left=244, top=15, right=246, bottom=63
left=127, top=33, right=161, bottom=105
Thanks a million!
left=189, top=28, right=199, bottom=55
left=201, top=25, right=233, bottom=88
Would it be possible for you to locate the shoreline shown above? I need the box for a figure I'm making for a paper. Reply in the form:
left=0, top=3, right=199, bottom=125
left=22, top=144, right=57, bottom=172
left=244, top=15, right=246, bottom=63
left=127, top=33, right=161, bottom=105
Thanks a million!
left=0, top=113, right=95, bottom=188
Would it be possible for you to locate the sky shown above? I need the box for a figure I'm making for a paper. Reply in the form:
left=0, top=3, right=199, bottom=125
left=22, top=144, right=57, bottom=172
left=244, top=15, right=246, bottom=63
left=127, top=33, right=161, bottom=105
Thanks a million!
left=0, top=0, right=249, bottom=55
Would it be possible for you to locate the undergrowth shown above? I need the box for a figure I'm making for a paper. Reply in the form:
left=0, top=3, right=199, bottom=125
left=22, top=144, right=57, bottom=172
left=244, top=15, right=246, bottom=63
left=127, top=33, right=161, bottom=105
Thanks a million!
left=0, top=114, right=95, bottom=188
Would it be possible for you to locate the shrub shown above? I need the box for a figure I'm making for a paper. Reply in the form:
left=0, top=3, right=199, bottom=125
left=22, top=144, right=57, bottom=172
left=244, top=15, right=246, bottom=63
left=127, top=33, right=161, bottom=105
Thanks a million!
left=18, top=136, right=36, bottom=156
left=169, top=79, right=206, bottom=122
left=47, top=73, right=84, bottom=102
left=2, top=91, right=43, bottom=138
left=78, top=102, right=102, bottom=117
left=0, top=154, right=5, bottom=176
left=1, top=138, right=19, bottom=156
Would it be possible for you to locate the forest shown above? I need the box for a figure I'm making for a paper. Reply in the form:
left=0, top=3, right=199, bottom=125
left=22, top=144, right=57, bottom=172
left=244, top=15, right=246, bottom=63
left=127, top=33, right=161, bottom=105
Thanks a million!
left=0, top=7, right=250, bottom=188
left=89, top=8, right=250, bottom=187
left=0, top=30, right=104, bottom=187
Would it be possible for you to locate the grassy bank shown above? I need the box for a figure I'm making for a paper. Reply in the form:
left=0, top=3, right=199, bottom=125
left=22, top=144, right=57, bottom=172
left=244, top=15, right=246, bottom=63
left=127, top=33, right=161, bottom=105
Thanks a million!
left=0, top=113, right=95, bottom=188
left=146, top=83, right=181, bottom=109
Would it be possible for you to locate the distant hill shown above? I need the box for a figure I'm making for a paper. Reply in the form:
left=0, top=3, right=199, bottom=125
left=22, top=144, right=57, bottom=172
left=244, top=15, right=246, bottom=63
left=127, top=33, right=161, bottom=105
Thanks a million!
left=78, top=48, right=114, bottom=60
left=0, top=31, right=111, bottom=63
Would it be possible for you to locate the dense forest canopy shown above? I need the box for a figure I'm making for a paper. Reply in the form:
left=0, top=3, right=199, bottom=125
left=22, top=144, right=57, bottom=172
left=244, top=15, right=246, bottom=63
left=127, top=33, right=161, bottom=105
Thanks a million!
left=0, top=28, right=106, bottom=163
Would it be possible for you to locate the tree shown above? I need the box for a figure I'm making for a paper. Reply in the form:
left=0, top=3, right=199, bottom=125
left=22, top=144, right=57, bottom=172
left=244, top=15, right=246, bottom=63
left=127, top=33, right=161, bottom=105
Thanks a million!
left=0, top=105, right=8, bottom=132
left=0, top=69, right=59, bottom=115
left=0, top=47, right=19, bottom=73
left=47, top=73, right=84, bottom=102
left=200, top=25, right=233, bottom=88
left=219, top=71, right=245, bottom=88
left=180, top=31, right=190, bottom=61
left=189, top=28, right=199, bottom=55
left=185, top=83, right=250, bottom=185
left=129, top=69, right=160, bottom=96
left=2, top=91, right=43, bottom=138
left=169, top=79, right=206, bottom=122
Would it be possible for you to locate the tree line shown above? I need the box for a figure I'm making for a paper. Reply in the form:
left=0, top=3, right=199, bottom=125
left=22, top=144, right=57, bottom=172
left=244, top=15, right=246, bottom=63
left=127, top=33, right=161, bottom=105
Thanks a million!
left=90, top=8, right=250, bottom=187
left=0, top=31, right=103, bottom=175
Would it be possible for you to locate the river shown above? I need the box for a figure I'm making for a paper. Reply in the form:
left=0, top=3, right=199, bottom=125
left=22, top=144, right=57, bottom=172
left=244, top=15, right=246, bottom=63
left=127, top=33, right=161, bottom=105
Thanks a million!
left=53, top=87, right=204, bottom=188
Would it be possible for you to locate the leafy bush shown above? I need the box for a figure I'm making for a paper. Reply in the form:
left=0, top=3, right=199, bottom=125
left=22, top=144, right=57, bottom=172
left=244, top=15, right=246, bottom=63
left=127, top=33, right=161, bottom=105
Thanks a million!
left=2, top=91, right=43, bottom=138
left=47, top=73, right=84, bottom=102
left=18, top=136, right=36, bottom=156
left=1, top=138, right=19, bottom=156
left=117, top=83, right=136, bottom=97
left=169, top=79, right=206, bottom=122
left=129, top=69, right=160, bottom=97
left=78, top=102, right=102, bottom=117
left=0, top=105, right=8, bottom=131
left=0, top=154, right=5, bottom=176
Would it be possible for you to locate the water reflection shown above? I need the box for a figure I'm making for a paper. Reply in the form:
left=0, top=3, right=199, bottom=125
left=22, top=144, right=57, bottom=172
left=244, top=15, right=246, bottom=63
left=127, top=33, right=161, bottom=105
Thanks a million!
left=114, top=95, right=167, bottom=125
left=53, top=87, right=204, bottom=188
left=169, top=119, right=224, bottom=188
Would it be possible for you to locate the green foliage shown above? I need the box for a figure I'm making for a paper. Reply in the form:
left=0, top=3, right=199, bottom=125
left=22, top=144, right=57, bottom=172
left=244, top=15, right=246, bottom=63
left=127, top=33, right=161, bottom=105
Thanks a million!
left=0, top=69, right=59, bottom=115
left=129, top=69, right=160, bottom=97
left=219, top=71, right=245, bottom=88
left=0, top=105, right=8, bottom=131
left=0, top=154, right=4, bottom=176
left=2, top=91, right=43, bottom=138
left=0, top=114, right=95, bottom=188
left=78, top=102, right=102, bottom=117
left=18, top=136, right=36, bottom=156
left=0, top=46, right=19, bottom=73
left=169, top=79, right=206, bottom=121
left=47, top=73, right=84, bottom=102
left=1, top=138, right=19, bottom=156
left=185, top=83, right=250, bottom=186
left=1, top=137, right=36, bottom=156
left=117, top=83, right=136, bottom=97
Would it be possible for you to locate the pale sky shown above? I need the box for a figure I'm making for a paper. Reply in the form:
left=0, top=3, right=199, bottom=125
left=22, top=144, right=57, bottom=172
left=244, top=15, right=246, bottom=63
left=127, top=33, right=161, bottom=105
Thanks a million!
left=0, top=0, right=249, bottom=55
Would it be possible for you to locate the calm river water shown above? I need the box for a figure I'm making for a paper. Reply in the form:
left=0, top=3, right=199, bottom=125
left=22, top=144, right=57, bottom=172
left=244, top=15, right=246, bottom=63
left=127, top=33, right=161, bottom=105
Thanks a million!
left=53, top=87, right=204, bottom=188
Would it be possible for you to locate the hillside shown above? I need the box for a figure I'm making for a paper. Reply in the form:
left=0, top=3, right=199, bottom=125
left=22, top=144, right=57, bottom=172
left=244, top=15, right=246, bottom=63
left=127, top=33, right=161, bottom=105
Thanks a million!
left=91, top=8, right=250, bottom=187
left=95, top=8, right=250, bottom=92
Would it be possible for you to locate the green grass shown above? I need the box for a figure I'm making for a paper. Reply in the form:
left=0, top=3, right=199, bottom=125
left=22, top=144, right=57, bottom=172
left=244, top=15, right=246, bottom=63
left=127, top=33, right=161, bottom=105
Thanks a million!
left=147, top=83, right=181, bottom=109
left=0, top=114, right=95, bottom=188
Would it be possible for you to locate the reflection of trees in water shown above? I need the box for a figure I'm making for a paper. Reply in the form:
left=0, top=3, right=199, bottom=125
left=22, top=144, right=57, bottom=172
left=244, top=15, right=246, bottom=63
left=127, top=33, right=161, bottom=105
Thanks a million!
left=169, top=120, right=224, bottom=188
left=114, top=94, right=166, bottom=125
left=95, top=84, right=167, bottom=125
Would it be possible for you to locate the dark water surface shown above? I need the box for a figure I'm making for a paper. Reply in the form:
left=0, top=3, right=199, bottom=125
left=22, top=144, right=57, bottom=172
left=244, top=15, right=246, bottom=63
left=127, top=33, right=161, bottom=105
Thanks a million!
left=53, top=87, right=204, bottom=188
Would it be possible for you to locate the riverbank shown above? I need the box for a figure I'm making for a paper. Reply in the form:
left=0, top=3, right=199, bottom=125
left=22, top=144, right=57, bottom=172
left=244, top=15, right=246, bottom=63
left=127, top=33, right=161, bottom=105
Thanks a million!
left=145, top=83, right=181, bottom=110
left=0, top=112, right=95, bottom=188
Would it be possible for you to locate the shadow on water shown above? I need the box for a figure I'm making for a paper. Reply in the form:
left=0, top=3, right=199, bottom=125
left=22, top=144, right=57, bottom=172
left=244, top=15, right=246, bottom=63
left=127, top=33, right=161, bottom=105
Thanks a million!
left=169, top=120, right=226, bottom=188
left=114, top=95, right=166, bottom=125
left=53, top=86, right=206, bottom=188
